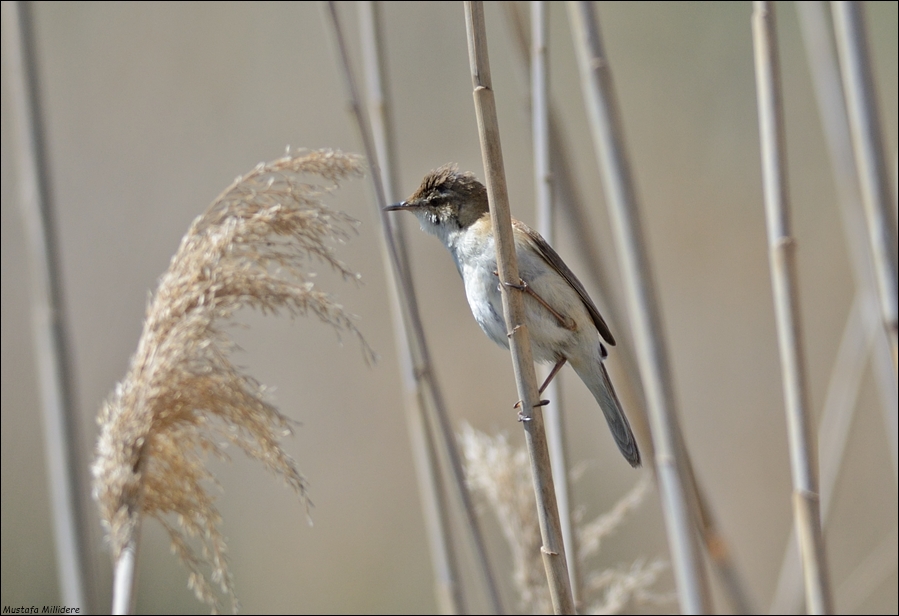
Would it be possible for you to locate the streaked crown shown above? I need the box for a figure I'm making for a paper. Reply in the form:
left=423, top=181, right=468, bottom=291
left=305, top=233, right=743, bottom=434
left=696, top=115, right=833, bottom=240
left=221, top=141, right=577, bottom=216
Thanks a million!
left=402, top=164, right=489, bottom=230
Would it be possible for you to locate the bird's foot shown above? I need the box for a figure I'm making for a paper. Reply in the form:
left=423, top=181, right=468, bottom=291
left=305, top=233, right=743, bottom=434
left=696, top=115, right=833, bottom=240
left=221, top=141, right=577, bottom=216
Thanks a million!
left=514, top=398, right=550, bottom=421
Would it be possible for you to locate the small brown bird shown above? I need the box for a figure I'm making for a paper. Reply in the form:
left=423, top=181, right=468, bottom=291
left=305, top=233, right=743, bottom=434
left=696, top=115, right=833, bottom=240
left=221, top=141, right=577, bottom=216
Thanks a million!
left=386, top=164, right=640, bottom=467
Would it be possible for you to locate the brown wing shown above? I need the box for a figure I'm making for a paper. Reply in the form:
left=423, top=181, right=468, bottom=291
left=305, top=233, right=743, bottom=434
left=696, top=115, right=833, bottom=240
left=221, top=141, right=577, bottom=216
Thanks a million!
left=513, top=219, right=616, bottom=346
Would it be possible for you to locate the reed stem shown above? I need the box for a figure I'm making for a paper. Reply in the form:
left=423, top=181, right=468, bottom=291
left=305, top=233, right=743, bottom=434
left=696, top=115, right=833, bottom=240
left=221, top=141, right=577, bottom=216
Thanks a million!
left=752, top=3, right=833, bottom=613
left=325, top=3, right=504, bottom=611
left=567, top=2, right=712, bottom=612
left=357, top=3, right=464, bottom=612
left=2, top=2, right=93, bottom=611
left=831, top=1, right=899, bottom=376
left=530, top=1, right=581, bottom=607
left=465, top=2, right=575, bottom=612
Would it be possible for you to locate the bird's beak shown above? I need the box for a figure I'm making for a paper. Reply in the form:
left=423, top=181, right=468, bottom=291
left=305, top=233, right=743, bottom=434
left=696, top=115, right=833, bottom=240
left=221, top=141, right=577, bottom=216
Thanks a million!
left=383, top=200, right=413, bottom=212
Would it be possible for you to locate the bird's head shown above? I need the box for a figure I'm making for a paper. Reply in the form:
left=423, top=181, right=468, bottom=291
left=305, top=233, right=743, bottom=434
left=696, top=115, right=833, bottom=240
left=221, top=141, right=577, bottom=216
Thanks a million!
left=384, top=164, right=489, bottom=237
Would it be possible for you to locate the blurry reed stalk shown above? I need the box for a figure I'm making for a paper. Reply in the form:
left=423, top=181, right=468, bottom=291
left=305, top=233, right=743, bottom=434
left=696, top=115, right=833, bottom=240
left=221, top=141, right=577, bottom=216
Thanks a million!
left=567, top=2, right=712, bottom=612
left=324, top=2, right=504, bottom=612
left=530, top=0, right=581, bottom=605
left=2, top=1, right=94, bottom=610
left=464, top=2, right=575, bottom=612
left=798, top=0, right=897, bottom=482
left=503, top=4, right=754, bottom=611
left=500, top=0, right=647, bottom=444
left=770, top=3, right=898, bottom=612
left=355, top=1, right=464, bottom=609
left=356, top=2, right=466, bottom=612
left=509, top=2, right=756, bottom=611
left=751, top=3, right=834, bottom=614
left=831, top=1, right=899, bottom=375
left=460, top=424, right=670, bottom=614
left=93, top=149, right=371, bottom=614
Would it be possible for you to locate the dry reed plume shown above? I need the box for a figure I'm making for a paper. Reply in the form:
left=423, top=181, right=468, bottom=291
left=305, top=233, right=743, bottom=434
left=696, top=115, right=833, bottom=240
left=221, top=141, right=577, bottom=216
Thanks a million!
left=92, top=148, right=371, bottom=612
left=460, top=424, right=671, bottom=614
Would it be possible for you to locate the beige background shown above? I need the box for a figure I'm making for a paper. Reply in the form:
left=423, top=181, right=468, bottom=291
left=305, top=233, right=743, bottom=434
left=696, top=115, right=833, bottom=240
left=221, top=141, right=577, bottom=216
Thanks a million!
left=2, top=1, right=897, bottom=613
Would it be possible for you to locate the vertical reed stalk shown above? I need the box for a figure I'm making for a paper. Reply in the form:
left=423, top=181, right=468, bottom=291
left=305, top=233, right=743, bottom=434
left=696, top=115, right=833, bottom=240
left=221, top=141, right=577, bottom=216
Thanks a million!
left=752, top=3, right=833, bottom=614
left=357, top=2, right=464, bottom=612
left=2, top=2, right=93, bottom=611
left=504, top=8, right=754, bottom=610
left=530, top=1, right=580, bottom=606
left=774, top=292, right=886, bottom=614
left=324, top=3, right=504, bottom=612
left=770, top=4, right=899, bottom=611
left=111, top=522, right=139, bottom=614
left=796, top=1, right=897, bottom=482
left=831, top=1, right=899, bottom=375
left=501, top=0, right=655, bottom=468
left=567, top=2, right=712, bottom=612
left=464, top=2, right=575, bottom=613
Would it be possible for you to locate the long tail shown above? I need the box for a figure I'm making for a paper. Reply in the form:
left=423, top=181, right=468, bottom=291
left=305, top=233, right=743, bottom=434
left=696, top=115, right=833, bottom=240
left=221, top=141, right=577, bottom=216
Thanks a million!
left=571, top=356, right=641, bottom=467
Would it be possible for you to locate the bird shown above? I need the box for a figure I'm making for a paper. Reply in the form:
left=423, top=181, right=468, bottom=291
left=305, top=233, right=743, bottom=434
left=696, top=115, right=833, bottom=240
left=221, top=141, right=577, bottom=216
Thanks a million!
left=385, top=164, right=641, bottom=467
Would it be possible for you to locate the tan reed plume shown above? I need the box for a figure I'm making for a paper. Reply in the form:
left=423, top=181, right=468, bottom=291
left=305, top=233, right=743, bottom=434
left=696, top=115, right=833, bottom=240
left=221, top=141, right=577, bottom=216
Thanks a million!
left=92, top=148, right=372, bottom=613
left=459, top=423, right=670, bottom=615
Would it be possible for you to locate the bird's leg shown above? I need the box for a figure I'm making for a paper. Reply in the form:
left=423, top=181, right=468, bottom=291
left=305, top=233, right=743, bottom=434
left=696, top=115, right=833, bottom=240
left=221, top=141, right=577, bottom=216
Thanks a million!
left=512, top=358, right=566, bottom=420
left=497, top=272, right=569, bottom=417
left=496, top=272, right=577, bottom=331
left=539, top=358, right=567, bottom=394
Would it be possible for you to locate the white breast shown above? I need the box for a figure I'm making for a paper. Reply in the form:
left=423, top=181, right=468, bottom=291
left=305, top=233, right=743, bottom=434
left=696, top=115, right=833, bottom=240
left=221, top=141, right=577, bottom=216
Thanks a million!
left=449, top=218, right=595, bottom=363
left=452, top=222, right=509, bottom=348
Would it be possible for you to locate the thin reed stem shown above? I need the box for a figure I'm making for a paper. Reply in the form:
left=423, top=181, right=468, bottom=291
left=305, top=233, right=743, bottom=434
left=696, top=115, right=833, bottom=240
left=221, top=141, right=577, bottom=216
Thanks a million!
left=501, top=0, right=654, bottom=466
left=831, top=1, right=899, bottom=375
left=530, top=1, right=580, bottom=607
left=324, top=3, right=505, bottom=612
left=567, top=2, right=712, bottom=613
left=796, top=1, right=898, bottom=483
left=770, top=292, right=877, bottom=614
left=464, top=3, right=575, bottom=613
left=2, top=2, right=94, bottom=611
left=111, top=520, right=140, bottom=615
left=500, top=0, right=653, bottom=456
left=752, top=3, right=833, bottom=614
left=770, top=4, right=899, bottom=611
left=504, top=5, right=755, bottom=611
left=357, top=2, right=464, bottom=612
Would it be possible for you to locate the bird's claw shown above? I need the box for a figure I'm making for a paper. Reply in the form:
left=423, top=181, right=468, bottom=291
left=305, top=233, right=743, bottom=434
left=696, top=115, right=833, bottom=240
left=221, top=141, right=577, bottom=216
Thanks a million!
left=514, top=398, right=550, bottom=422
left=502, top=278, right=528, bottom=292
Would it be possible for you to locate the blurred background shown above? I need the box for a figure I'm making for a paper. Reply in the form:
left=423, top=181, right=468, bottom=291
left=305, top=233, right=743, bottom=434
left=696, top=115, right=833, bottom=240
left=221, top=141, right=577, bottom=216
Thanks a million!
left=2, top=1, right=896, bottom=613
